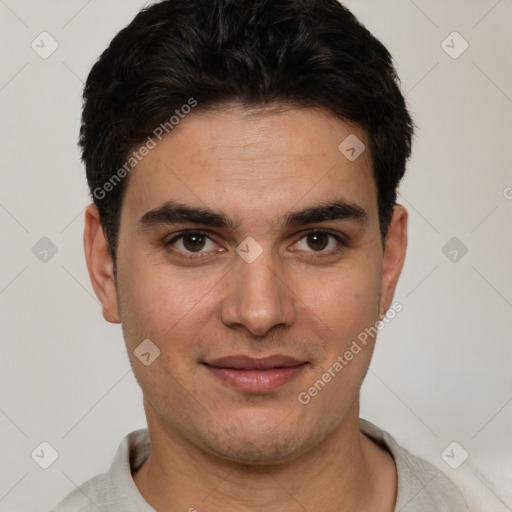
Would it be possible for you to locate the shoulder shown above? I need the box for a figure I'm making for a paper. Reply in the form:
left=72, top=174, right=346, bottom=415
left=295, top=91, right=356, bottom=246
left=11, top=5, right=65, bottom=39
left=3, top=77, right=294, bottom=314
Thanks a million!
left=48, top=428, right=152, bottom=512
left=360, top=419, right=470, bottom=512
left=49, top=473, right=109, bottom=512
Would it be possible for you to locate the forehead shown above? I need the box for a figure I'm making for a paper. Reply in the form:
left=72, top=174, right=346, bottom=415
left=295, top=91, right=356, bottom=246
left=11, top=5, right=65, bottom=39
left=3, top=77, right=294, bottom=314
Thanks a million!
left=121, top=105, right=378, bottom=228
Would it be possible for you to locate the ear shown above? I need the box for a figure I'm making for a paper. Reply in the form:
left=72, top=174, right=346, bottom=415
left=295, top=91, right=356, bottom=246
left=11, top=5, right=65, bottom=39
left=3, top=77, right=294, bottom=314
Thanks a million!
left=83, top=204, right=121, bottom=323
left=379, top=205, right=408, bottom=318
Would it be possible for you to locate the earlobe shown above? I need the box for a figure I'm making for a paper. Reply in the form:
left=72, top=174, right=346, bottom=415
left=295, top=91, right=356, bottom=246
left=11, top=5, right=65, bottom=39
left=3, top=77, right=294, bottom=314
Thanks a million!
left=83, top=204, right=121, bottom=324
left=379, top=205, right=408, bottom=318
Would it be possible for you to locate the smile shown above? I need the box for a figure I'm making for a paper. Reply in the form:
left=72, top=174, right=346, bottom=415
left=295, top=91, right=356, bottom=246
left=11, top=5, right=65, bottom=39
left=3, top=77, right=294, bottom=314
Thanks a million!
left=202, top=355, right=309, bottom=393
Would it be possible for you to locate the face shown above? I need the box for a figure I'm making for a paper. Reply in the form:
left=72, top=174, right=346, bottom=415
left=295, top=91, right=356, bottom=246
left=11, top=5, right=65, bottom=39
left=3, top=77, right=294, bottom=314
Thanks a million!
left=85, top=105, right=407, bottom=464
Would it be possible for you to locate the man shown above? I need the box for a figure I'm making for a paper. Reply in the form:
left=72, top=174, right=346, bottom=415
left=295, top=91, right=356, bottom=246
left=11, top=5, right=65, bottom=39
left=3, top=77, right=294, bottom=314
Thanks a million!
left=52, top=0, right=469, bottom=510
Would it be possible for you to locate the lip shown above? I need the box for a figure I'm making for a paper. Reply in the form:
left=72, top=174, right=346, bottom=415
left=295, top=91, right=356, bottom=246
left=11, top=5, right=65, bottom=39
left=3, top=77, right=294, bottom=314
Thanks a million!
left=203, top=355, right=308, bottom=393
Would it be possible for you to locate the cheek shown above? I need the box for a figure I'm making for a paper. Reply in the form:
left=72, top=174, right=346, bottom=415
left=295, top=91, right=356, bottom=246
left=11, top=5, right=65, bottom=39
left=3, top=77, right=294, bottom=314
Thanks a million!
left=116, top=255, right=224, bottom=361
left=295, top=261, right=382, bottom=418
left=115, top=263, right=232, bottom=441
left=297, top=256, right=382, bottom=341
left=116, top=265, right=211, bottom=408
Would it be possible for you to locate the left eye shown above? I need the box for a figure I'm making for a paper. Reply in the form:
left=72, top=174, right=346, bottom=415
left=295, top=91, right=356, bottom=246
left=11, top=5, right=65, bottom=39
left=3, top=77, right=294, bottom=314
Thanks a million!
left=167, top=232, right=218, bottom=253
left=294, top=231, right=343, bottom=252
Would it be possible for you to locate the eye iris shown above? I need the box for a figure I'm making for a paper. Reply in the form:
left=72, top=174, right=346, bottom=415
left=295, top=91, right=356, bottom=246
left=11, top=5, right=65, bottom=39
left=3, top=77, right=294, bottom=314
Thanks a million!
left=307, top=233, right=328, bottom=251
left=183, top=234, right=206, bottom=252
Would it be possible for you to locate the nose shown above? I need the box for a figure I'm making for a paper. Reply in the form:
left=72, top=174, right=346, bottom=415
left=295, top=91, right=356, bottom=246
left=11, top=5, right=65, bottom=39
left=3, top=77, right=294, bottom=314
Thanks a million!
left=220, top=246, right=296, bottom=337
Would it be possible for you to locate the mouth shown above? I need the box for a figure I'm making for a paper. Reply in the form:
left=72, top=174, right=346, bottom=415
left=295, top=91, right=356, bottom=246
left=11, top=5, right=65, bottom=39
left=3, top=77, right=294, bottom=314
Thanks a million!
left=202, top=355, right=309, bottom=393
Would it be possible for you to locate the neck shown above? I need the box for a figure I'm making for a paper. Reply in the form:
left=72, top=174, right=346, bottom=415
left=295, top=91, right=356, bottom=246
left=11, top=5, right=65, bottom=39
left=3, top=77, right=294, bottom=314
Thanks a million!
left=133, top=401, right=396, bottom=512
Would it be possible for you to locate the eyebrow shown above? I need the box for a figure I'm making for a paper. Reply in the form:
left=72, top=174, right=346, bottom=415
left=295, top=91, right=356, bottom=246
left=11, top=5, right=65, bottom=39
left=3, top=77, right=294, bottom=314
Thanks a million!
left=283, top=200, right=367, bottom=228
left=137, top=199, right=368, bottom=231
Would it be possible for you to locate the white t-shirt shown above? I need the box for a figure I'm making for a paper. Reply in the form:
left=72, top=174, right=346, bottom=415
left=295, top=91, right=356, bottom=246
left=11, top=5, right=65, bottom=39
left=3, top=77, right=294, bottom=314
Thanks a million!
left=50, top=419, right=469, bottom=511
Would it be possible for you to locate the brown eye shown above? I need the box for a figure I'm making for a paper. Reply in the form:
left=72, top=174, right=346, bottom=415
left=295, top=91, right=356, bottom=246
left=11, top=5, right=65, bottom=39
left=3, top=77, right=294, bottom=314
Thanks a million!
left=182, top=233, right=206, bottom=252
left=166, top=231, right=218, bottom=254
left=306, top=232, right=329, bottom=251
left=292, top=230, right=346, bottom=255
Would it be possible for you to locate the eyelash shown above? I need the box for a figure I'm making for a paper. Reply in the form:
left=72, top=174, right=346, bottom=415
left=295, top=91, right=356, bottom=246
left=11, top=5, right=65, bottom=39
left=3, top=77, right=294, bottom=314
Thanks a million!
left=164, top=229, right=348, bottom=259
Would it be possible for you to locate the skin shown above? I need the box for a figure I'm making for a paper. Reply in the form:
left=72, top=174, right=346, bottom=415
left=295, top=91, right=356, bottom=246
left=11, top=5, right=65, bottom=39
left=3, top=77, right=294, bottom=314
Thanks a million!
left=84, top=104, right=408, bottom=512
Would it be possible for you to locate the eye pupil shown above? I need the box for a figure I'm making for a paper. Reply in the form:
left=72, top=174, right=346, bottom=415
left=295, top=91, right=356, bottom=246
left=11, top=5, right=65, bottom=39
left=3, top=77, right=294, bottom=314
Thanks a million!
left=183, top=234, right=206, bottom=252
left=307, top=233, right=328, bottom=251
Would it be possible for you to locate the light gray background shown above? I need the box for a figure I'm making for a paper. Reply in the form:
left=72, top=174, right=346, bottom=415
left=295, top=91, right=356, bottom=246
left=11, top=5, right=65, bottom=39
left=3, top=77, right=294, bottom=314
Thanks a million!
left=0, top=1, right=511, bottom=511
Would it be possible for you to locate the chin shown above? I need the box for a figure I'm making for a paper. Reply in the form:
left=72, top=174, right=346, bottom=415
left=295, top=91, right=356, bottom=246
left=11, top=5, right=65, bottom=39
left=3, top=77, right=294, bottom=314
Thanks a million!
left=210, top=436, right=304, bottom=466
left=202, top=412, right=317, bottom=466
